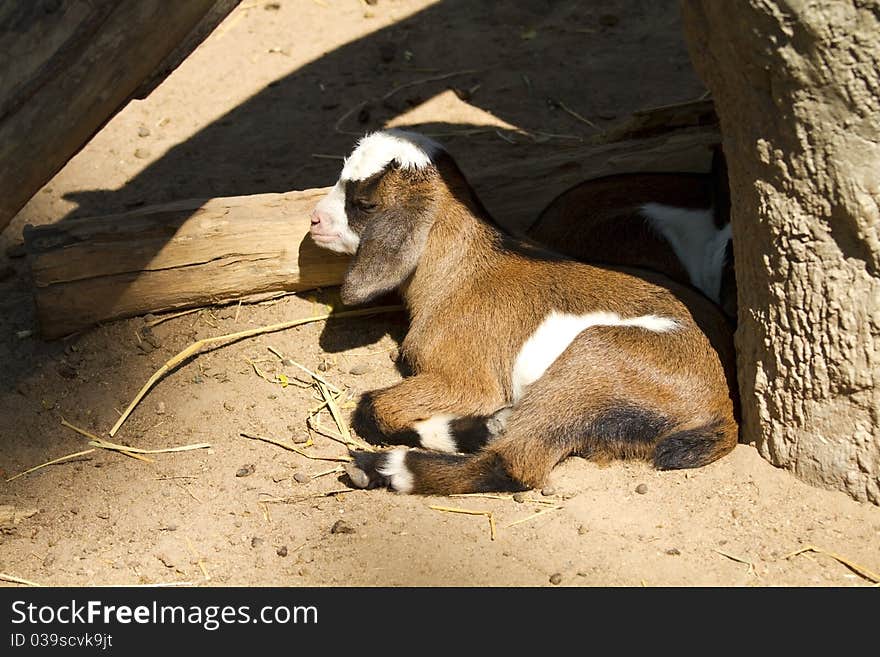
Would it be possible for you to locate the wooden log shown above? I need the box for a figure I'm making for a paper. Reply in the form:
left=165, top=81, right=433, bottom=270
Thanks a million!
left=0, top=0, right=241, bottom=232
left=25, top=126, right=720, bottom=338
left=25, top=189, right=350, bottom=338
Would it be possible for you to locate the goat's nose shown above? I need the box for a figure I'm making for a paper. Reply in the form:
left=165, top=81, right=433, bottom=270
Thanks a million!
left=312, top=208, right=330, bottom=226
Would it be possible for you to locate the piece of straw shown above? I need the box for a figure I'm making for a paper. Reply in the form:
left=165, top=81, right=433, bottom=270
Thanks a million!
left=429, top=505, right=496, bottom=541
left=260, top=488, right=354, bottom=504
left=381, top=69, right=480, bottom=102
left=5, top=449, right=96, bottom=483
left=505, top=506, right=563, bottom=528
left=109, top=306, right=402, bottom=436
left=240, top=432, right=350, bottom=462
left=62, top=418, right=151, bottom=462
left=784, top=545, right=880, bottom=584
left=0, top=572, right=40, bottom=586
left=554, top=99, right=599, bottom=130
left=714, top=549, right=757, bottom=577
left=63, top=418, right=209, bottom=457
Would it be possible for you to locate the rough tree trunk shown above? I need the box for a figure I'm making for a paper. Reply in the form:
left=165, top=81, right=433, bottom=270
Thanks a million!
left=681, top=1, right=880, bottom=504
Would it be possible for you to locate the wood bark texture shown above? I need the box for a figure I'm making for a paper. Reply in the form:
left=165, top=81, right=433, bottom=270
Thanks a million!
left=681, top=0, right=880, bottom=503
left=0, top=0, right=240, bottom=231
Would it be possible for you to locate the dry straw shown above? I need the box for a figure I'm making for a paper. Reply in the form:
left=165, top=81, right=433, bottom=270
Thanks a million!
left=109, top=306, right=402, bottom=437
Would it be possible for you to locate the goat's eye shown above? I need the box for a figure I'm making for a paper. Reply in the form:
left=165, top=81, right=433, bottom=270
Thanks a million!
left=354, top=199, right=377, bottom=212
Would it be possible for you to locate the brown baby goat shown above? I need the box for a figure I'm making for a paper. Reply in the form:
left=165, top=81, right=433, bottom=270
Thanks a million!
left=310, top=130, right=738, bottom=495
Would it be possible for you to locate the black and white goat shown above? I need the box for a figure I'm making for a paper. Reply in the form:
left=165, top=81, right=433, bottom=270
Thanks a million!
left=526, top=149, right=737, bottom=320
left=310, top=130, right=738, bottom=495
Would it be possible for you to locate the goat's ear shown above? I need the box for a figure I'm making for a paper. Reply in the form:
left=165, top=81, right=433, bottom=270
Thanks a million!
left=340, top=205, right=432, bottom=305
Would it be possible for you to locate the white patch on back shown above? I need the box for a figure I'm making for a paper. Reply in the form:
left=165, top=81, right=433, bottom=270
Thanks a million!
left=414, top=414, right=457, bottom=453
left=640, top=203, right=731, bottom=303
left=377, top=448, right=414, bottom=493
left=511, top=311, right=679, bottom=401
left=340, top=130, right=440, bottom=182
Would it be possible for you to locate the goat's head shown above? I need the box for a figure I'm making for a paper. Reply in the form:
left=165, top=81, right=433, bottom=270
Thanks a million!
left=310, top=130, right=444, bottom=305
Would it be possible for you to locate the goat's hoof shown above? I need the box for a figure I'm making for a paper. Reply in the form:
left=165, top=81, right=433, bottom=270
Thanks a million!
left=343, top=462, right=371, bottom=489
left=348, top=448, right=413, bottom=493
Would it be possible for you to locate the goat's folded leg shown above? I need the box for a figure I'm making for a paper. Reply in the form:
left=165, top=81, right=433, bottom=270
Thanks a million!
left=350, top=325, right=738, bottom=495
left=351, top=372, right=507, bottom=452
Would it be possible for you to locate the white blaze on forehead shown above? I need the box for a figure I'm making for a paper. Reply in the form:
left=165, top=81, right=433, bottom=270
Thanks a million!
left=511, top=311, right=680, bottom=401
left=640, top=203, right=731, bottom=303
left=377, top=448, right=414, bottom=493
left=340, top=130, right=439, bottom=182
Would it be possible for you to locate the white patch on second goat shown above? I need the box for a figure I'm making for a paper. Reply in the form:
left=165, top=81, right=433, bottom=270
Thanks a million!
left=311, top=180, right=361, bottom=254
left=341, top=130, right=439, bottom=182
left=511, top=311, right=679, bottom=401
left=377, top=448, right=414, bottom=493
left=414, top=414, right=458, bottom=452
left=640, top=203, right=731, bottom=303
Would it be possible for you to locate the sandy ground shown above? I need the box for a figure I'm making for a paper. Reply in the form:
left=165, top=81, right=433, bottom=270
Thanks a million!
left=2, top=0, right=879, bottom=587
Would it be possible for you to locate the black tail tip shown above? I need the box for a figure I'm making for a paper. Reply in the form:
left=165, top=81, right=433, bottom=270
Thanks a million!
left=653, top=420, right=733, bottom=470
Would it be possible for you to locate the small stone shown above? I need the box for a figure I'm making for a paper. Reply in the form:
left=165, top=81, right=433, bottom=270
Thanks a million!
left=251, top=536, right=264, bottom=548
left=5, top=243, right=26, bottom=259
left=635, top=483, right=648, bottom=495
left=349, top=363, right=370, bottom=376
left=96, top=511, right=110, bottom=520
left=137, top=125, right=151, bottom=137
left=317, top=360, right=332, bottom=372
left=364, top=0, right=377, bottom=5
left=330, top=519, right=355, bottom=535
left=159, top=523, right=178, bottom=532
left=134, top=148, right=151, bottom=159
left=235, top=464, right=255, bottom=478
left=293, top=472, right=311, bottom=484
left=223, top=401, right=235, bottom=412
left=156, top=401, right=166, bottom=415
left=541, top=486, right=557, bottom=497
left=577, top=525, right=588, bottom=535
left=666, top=547, right=681, bottom=556
left=731, top=508, right=739, bottom=519
left=344, top=463, right=371, bottom=489
left=298, top=566, right=310, bottom=576
left=276, top=545, right=288, bottom=557
left=281, top=358, right=295, bottom=367
left=549, top=572, right=563, bottom=585
left=192, top=375, right=205, bottom=384
left=599, top=13, right=619, bottom=27
left=155, top=552, right=175, bottom=568
left=264, top=1, right=281, bottom=9
left=512, top=492, right=528, bottom=503
left=139, top=326, right=162, bottom=348
left=42, top=554, right=56, bottom=568
left=56, top=363, right=77, bottom=379
left=291, top=434, right=309, bottom=444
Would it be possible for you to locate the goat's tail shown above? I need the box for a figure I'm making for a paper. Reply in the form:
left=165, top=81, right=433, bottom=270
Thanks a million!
left=652, top=417, right=738, bottom=470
